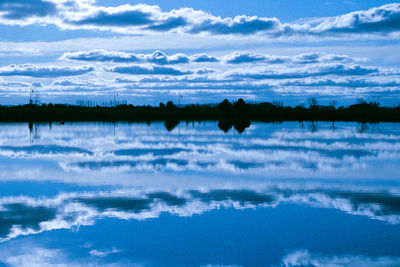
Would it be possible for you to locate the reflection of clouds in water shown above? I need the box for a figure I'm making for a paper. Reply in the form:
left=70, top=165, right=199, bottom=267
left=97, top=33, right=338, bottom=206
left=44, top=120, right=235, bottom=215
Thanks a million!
left=0, top=187, right=399, bottom=242
left=282, top=250, right=400, bottom=267
left=0, top=122, right=399, bottom=177
left=0, top=145, right=93, bottom=157
left=0, top=243, right=129, bottom=267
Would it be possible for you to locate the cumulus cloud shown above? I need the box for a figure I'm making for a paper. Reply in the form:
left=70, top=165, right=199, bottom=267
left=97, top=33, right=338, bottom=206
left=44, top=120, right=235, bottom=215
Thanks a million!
left=190, top=53, right=219, bottom=63
left=0, top=1, right=399, bottom=37
left=312, top=3, right=400, bottom=34
left=222, top=51, right=270, bottom=64
left=226, top=63, right=379, bottom=80
left=61, top=50, right=190, bottom=65
left=223, top=51, right=365, bottom=64
left=0, top=64, right=94, bottom=77
left=282, top=77, right=400, bottom=88
left=107, top=65, right=193, bottom=75
left=61, top=49, right=364, bottom=66
left=60, top=49, right=143, bottom=63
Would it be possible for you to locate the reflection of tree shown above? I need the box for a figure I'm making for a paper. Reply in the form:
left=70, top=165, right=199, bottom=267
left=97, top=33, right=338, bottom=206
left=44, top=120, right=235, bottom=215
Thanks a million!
left=234, top=120, right=251, bottom=134
left=308, top=121, right=318, bottom=133
left=330, top=121, right=336, bottom=132
left=357, top=123, right=370, bottom=133
left=164, top=120, right=179, bottom=131
left=218, top=120, right=233, bottom=133
left=28, top=121, right=40, bottom=144
left=218, top=120, right=251, bottom=134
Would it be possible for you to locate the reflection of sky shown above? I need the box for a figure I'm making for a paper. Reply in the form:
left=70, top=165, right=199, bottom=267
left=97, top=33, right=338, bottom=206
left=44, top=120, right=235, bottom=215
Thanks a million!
left=0, top=122, right=399, bottom=266
left=0, top=121, right=400, bottom=182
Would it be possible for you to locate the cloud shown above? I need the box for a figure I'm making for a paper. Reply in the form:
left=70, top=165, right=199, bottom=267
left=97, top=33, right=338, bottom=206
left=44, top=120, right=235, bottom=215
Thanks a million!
left=60, top=50, right=190, bottom=65
left=61, top=50, right=364, bottom=66
left=0, top=145, right=93, bottom=158
left=222, top=51, right=364, bottom=64
left=60, top=49, right=143, bottom=63
left=292, top=53, right=363, bottom=64
left=89, top=248, right=121, bottom=258
left=146, top=51, right=189, bottom=65
left=107, top=65, right=193, bottom=75
left=1, top=2, right=400, bottom=37
left=0, top=64, right=94, bottom=77
left=190, top=54, right=219, bottom=63
left=0, top=0, right=57, bottom=20
left=282, top=77, right=400, bottom=88
left=222, top=51, right=270, bottom=64
left=226, top=63, right=379, bottom=80
left=0, top=186, right=399, bottom=242
left=187, top=15, right=280, bottom=35
left=312, top=3, right=400, bottom=34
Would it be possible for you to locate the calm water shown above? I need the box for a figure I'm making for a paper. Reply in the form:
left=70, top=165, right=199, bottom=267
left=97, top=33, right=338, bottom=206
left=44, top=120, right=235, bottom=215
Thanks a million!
left=0, top=121, right=399, bottom=266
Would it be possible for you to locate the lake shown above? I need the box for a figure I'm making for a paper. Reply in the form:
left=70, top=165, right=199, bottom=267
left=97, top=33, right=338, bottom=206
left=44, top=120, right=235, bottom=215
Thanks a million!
left=0, top=121, right=399, bottom=266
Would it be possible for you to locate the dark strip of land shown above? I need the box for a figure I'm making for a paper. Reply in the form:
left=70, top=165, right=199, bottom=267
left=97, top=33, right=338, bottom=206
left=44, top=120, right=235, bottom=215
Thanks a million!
left=0, top=99, right=399, bottom=123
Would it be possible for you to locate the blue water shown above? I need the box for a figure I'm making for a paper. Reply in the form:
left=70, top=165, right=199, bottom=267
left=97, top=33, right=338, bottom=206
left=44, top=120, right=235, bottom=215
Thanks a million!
left=0, top=121, right=399, bottom=266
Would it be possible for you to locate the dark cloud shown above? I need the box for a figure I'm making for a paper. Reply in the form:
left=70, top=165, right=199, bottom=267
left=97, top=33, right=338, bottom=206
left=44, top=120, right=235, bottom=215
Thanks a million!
left=146, top=17, right=188, bottom=31
left=283, top=78, right=400, bottom=88
left=73, top=158, right=189, bottom=170
left=0, top=0, right=57, bottom=20
left=0, top=203, right=56, bottom=238
left=0, top=187, right=399, bottom=241
left=227, top=64, right=379, bottom=80
left=60, top=50, right=141, bottom=63
left=108, top=65, right=193, bottom=75
left=61, top=50, right=359, bottom=66
left=70, top=10, right=153, bottom=27
left=188, top=16, right=279, bottom=35
left=189, top=189, right=276, bottom=205
left=190, top=54, right=219, bottom=63
left=113, top=148, right=190, bottom=157
left=0, top=64, right=94, bottom=78
left=61, top=50, right=190, bottom=65
left=223, top=51, right=268, bottom=64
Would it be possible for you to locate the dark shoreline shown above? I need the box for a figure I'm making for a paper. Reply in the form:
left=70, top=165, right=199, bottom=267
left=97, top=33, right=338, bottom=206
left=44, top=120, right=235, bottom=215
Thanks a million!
left=1, top=99, right=399, bottom=123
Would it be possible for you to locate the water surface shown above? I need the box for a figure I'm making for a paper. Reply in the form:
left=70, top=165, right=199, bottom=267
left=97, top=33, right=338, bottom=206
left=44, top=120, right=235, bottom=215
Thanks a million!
left=0, top=121, right=399, bottom=266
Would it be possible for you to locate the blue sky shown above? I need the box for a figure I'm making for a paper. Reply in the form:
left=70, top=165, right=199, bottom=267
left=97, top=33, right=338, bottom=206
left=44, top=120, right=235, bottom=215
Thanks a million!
left=0, top=0, right=400, bottom=106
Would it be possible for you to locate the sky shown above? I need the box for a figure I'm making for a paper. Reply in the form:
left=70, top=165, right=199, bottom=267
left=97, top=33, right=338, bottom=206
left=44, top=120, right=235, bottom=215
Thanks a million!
left=0, top=0, right=400, bottom=106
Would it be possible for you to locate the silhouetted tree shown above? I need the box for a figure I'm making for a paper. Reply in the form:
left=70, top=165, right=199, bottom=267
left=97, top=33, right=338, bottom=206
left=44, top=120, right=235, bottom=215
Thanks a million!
left=166, top=101, right=177, bottom=112
left=218, top=99, right=232, bottom=112
left=329, top=100, right=337, bottom=109
left=233, top=98, right=249, bottom=113
left=308, top=97, right=318, bottom=108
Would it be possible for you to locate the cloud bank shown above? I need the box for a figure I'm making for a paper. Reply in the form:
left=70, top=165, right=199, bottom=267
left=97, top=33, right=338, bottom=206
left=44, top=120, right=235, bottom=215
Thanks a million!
left=0, top=1, right=399, bottom=38
left=0, top=64, right=94, bottom=78
left=61, top=50, right=363, bottom=65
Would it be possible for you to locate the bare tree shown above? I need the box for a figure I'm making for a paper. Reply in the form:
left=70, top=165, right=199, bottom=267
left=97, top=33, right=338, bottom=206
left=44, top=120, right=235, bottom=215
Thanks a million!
left=307, top=97, right=318, bottom=108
